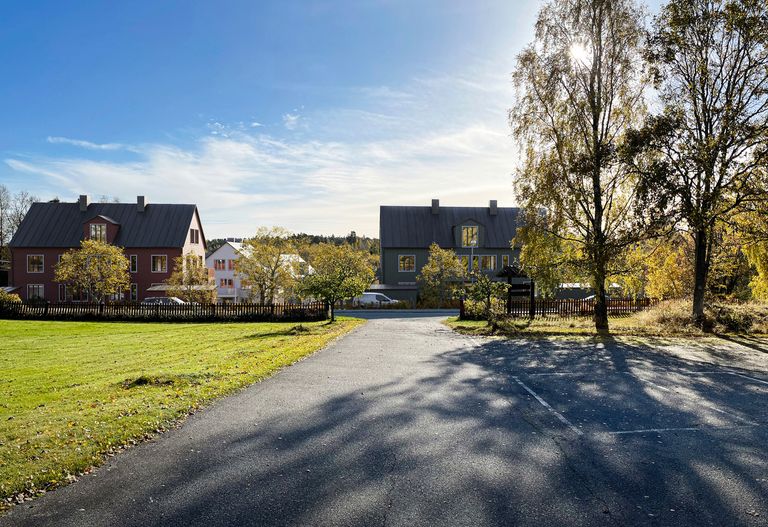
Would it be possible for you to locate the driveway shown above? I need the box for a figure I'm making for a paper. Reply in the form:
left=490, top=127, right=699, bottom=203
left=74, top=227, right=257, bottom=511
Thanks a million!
left=2, top=314, right=768, bottom=526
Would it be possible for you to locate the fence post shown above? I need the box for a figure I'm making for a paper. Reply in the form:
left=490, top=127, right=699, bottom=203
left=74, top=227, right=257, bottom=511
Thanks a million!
left=528, top=280, right=535, bottom=320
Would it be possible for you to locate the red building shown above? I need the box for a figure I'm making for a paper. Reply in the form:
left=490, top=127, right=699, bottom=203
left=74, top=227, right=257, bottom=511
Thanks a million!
left=8, top=195, right=207, bottom=302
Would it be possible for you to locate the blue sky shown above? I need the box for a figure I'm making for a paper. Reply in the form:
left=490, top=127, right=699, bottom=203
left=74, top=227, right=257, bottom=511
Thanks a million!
left=1, top=0, right=661, bottom=238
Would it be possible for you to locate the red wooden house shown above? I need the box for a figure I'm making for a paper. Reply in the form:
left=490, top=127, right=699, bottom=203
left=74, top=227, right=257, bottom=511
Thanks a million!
left=8, top=195, right=207, bottom=302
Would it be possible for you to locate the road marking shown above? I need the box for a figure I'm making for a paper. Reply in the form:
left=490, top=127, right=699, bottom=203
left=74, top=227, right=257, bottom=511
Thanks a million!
left=638, top=377, right=760, bottom=426
left=512, top=376, right=583, bottom=436
left=604, top=424, right=760, bottom=436
left=725, top=371, right=768, bottom=386
left=525, top=370, right=726, bottom=377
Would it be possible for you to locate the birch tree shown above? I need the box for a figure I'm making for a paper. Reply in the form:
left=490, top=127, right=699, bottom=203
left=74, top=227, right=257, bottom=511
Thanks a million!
left=511, top=0, right=662, bottom=330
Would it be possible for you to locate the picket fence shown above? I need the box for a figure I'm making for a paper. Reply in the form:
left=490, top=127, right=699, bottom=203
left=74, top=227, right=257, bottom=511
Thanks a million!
left=0, top=300, right=329, bottom=323
left=461, top=297, right=657, bottom=320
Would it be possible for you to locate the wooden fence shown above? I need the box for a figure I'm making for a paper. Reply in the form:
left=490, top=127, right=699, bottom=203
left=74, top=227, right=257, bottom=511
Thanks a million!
left=0, top=300, right=329, bottom=323
left=460, top=297, right=658, bottom=320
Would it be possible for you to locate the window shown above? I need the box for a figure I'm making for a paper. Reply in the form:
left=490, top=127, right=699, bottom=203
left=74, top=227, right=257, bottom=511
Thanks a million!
left=461, top=226, right=479, bottom=247
left=480, top=255, right=496, bottom=271
left=220, top=278, right=233, bottom=288
left=214, top=259, right=226, bottom=271
left=130, top=255, right=138, bottom=273
left=502, top=255, right=510, bottom=269
left=27, top=254, right=44, bottom=273
left=151, top=255, right=168, bottom=273
left=398, top=255, right=415, bottom=272
left=58, top=284, right=65, bottom=302
left=228, top=259, right=235, bottom=270
left=90, top=223, right=107, bottom=242
left=27, top=284, right=44, bottom=300
left=130, top=283, right=138, bottom=302
left=459, top=255, right=470, bottom=271
left=190, top=228, right=200, bottom=244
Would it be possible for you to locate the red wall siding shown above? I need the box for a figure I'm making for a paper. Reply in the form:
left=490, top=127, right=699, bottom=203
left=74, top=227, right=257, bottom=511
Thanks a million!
left=10, top=247, right=183, bottom=302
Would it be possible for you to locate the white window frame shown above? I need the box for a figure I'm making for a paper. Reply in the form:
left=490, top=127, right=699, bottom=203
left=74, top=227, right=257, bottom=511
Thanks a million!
left=27, top=284, right=44, bottom=300
left=90, top=223, right=107, bottom=243
left=27, top=254, right=44, bottom=273
left=151, top=254, right=168, bottom=273
left=461, top=225, right=479, bottom=248
left=130, top=283, right=138, bottom=302
left=478, top=255, right=496, bottom=271
left=130, top=254, right=138, bottom=273
left=502, top=255, right=510, bottom=268
left=398, top=254, right=416, bottom=273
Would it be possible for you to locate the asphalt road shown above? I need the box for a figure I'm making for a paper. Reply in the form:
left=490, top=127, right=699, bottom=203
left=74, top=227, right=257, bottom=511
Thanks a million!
left=3, top=313, right=768, bottom=526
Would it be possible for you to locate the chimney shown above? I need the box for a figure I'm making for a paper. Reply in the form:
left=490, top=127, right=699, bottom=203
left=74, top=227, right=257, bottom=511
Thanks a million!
left=78, top=195, right=90, bottom=212
left=489, top=200, right=498, bottom=216
left=431, top=199, right=440, bottom=215
left=137, top=195, right=148, bottom=212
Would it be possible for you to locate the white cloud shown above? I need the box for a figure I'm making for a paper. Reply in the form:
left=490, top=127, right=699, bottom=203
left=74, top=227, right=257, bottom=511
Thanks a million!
left=8, top=67, right=520, bottom=238
left=47, top=136, right=128, bottom=151
left=282, top=113, right=302, bottom=131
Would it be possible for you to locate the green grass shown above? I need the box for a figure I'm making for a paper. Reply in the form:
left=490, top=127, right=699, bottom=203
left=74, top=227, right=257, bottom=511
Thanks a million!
left=0, top=318, right=363, bottom=508
left=444, top=314, right=714, bottom=338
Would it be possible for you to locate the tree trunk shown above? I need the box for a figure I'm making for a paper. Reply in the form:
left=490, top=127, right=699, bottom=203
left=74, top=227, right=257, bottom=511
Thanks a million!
left=593, top=268, right=609, bottom=332
left=692, top=228, right=709, bottom=327
left=330, top=301, right=335, bottom=322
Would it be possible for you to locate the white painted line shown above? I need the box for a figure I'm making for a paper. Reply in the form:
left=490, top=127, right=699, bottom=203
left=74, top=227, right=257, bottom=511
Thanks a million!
left=605, top=424, right=759, bottom=436
left=725, top=371, right=768, bottom=386
left=512, top=376, right=583, bottom=436
left=607, top=426, right=703, bottom=435
left=639, top=377, right=760, bottom=426
left=525, top=370, right=726, bottom=377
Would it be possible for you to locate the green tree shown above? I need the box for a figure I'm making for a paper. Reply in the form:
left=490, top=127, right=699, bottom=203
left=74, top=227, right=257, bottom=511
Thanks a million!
left=624, top=0, right=768, bottom=324
left=417, top=243, right=466, bottom=308
left=299, top=244, right=374, bottom=322
left=237, top=227, right=299, bottom=304
left=54, top=240, right=130, bottom=303
left=465, top=272, right=509, bottom=324
left=514, top=228, right=583, bottom=298
left=165, top=254, right=216, bottom=304
left=511, top=0, right=663, bottom=331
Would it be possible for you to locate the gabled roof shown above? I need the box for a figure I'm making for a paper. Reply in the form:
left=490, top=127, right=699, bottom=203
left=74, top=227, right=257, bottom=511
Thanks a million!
left=380, top=205, right=521, bottom=248
left=10, top=202, right=200, bottom=248
left=83, top=213, right=120, bottom=225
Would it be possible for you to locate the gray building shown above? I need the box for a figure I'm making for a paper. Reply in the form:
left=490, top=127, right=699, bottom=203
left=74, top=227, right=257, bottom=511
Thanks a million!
left=377, top=199, right=523, bottom=302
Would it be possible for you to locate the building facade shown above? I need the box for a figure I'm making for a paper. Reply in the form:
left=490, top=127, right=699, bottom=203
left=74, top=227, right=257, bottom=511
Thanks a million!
left=205, top=241, right=309, bottom=303
left=378, top=200, right=523, bottom=302
left=8, top=195, right=206, bottom=302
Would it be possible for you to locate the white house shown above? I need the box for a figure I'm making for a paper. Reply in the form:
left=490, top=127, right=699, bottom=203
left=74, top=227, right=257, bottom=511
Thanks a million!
left=205, top=240, right=309, bottom=304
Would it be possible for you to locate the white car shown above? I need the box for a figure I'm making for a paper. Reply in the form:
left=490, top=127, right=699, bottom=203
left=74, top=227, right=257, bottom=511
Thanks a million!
left=141, top=296, right=186, bottom=305
left=354, top=292, right=399, bottom=306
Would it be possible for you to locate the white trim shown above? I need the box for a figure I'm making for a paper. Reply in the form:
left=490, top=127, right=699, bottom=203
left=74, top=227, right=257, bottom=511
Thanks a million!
left=151, top=254, right=168, bottom=273
left=129, top=254, right=138, bottom=273
left=398, top=254, right=416, bottom=273
left=89, top=223, right=108, bottom=243
left=460, top=225, right=479, bottom=248
left=27, top=254, right=44, bottom=273
left=130, top=283, right=138, bottom=302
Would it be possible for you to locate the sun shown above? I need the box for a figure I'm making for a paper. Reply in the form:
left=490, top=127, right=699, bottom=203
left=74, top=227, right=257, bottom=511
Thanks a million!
left=569, top=42, right=591, bottom=65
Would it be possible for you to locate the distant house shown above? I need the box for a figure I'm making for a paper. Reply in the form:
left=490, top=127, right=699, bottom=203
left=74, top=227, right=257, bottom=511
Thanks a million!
left=8, top=195, right=206, bottom=302
left=205, top=240, right=309, bottom=303
left=378, top=199, right=524, bottom=302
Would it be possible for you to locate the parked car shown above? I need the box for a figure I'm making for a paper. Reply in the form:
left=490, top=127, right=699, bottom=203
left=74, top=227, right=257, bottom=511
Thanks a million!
left=353, top=292, right=399, bottom=306
left=141, top=296, right=186, bottom=305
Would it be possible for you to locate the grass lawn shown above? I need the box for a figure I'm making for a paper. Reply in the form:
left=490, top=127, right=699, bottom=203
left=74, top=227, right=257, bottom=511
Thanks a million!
left=444, top=314, right=732, bottom=337
left=0, top=317, right=363, bottom=509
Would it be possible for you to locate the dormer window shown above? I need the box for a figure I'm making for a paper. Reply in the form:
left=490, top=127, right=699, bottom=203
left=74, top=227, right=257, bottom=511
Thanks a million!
left=90, top=223, right=107, bottom=243
left=461, top=225, right=478, bottom=247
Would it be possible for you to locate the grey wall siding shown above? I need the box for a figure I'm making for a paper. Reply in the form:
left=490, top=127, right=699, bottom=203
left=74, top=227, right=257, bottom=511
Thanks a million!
left=381, top=247, right=520, bottom=286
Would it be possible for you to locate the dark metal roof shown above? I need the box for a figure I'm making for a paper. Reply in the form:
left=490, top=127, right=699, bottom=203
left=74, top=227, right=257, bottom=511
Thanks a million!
left=10, top=202, right=199, bottom=248
left=380, top=205, right=522, bottom=248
